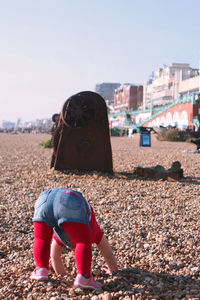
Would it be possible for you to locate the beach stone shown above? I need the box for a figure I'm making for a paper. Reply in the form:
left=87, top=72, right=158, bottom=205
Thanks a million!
left=101, top=293, right=112, bottom=300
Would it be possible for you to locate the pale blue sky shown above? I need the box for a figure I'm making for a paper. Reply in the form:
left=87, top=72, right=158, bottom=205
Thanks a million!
left=0, top=0, right=200, bottom=122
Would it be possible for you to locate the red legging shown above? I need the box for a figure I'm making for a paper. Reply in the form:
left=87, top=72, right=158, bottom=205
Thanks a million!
left=33, top=221, right=92, bottom=277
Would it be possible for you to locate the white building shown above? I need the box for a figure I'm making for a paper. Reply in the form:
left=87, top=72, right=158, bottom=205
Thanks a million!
left=178, top=75, right=200, bottom=98
left=143, top=63, right=199, bottom=109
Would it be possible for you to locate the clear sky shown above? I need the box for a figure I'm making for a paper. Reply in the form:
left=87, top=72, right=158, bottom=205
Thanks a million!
left=0, top=0, right=200, bottom=122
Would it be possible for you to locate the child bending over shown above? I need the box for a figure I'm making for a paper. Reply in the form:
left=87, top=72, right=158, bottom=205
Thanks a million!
left=30, top=188, right=119, bottom=290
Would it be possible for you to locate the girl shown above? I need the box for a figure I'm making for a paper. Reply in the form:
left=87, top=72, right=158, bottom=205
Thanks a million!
left=30, top=188, right=118, bottom=290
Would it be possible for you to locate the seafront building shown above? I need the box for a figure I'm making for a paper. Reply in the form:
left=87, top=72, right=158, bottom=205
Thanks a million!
left=95, top=82, right=121, bottom=106
left=143, top=63, right=199, bottom=109
left=109, top=62, right=200, bottom=130
left=113, top=84, right=143, bottom=112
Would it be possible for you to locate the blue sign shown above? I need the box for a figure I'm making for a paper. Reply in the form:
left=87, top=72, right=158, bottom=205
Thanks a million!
left=140, top=131, right=151, bottom=147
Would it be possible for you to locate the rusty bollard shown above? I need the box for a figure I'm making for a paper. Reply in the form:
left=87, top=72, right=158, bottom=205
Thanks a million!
left=51, top=91, right=113, bottom=173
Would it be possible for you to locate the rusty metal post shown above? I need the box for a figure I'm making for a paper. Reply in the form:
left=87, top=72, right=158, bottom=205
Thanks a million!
left=51, top=91, right=113, bottom=173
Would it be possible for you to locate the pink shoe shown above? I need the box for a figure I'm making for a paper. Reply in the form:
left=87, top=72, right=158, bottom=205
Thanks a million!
left=74, top=274, right=102, bottom=290
left=30, top=268, right=48, bottom=280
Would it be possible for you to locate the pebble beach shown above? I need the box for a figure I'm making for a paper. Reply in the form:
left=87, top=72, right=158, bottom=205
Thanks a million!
left=0, top=132, right=199, bottom=300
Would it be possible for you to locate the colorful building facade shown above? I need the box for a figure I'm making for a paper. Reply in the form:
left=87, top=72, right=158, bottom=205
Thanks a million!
left=141, top=95, right=200, bottom=130
left=114, top=85, right=143, bottom=112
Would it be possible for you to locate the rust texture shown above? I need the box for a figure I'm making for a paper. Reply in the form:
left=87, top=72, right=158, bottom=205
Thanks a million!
left=51, top=91, right=113, bottom=173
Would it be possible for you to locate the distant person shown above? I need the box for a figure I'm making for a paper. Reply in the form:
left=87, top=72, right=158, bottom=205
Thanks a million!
left=191, top=137, right=200, bottom=151
left=30, top=188, right=119, bottom=290
left=50, top=113, right=60, bottom=168
left=51, top=113, right=60, bottom=135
